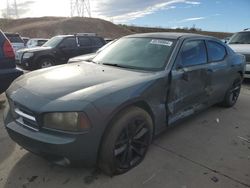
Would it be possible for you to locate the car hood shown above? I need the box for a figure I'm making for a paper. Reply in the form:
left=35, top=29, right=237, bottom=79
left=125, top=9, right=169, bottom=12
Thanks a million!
left=228, top=44, right=250, bottom=54
left=68, top=53, right=97, bottom=63
left=17, top=46, right=52, bottom=53
left=9, top=62, right=153, bottom=102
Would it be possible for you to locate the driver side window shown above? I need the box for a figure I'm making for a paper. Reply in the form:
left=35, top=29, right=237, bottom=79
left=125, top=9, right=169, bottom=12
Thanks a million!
left=177, top=40, right=207, bottom=68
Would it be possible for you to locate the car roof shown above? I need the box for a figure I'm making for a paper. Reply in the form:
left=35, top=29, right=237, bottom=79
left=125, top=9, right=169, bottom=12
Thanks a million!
left=236, top=30, right=250, bottom=33
left=4, top=32, right=21, bottom=37
left=55, top=34, right=100, bottom=38
left=29, top=38, right=48, bottom=40
left=125, top=32, right=216, bottom=40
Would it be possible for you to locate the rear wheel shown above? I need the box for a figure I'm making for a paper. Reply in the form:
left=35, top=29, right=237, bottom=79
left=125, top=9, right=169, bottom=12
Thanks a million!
left=39, top=58, right=55, bottom=69
left=221, top=74, right=242, bottom=107
left=99, top=106, right=153, bottom=176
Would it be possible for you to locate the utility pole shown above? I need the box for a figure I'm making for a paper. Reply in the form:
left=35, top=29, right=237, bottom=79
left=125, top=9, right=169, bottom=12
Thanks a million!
left=6, top=0, right=19, bottom=18
left=70, top=0, right=91, bottom=17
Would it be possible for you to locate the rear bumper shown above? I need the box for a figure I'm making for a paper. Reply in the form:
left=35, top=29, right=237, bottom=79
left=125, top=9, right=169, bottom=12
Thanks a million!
left=0, top=68, right=23, bottom=93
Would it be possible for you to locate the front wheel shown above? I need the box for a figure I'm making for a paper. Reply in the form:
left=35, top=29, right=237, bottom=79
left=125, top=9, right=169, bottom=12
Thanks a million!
left=38, top=58, right=55, bottom=69
left=99, top=107, right=153, bottom=176
left=221, top=75, right=242, bottom=107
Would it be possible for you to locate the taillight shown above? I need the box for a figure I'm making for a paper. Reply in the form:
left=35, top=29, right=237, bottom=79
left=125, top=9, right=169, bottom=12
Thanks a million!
left=3, top=40, right=15, bottom=58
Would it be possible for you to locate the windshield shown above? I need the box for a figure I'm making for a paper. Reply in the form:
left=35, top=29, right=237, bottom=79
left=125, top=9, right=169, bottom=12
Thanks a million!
left=42, top=36, right=63, bottom=47
left=93, top=37, right=175, bottom=71
left=228, top=32, right=250, bottom=44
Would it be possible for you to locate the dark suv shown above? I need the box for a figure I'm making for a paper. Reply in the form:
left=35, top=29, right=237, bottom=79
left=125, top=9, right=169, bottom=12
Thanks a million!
left=0, top=30, right=23, bottom=94
left=16, top=33, right=106, bottom=70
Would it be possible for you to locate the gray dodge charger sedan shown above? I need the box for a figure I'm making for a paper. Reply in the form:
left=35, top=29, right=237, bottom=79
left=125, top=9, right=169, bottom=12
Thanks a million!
left=4, top=33, right=245, bottom=175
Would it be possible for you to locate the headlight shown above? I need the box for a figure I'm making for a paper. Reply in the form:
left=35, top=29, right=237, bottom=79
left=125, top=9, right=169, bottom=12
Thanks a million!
left=23, top=52, right=34, bottom=59
left=43, top=112, right=91, bottom=132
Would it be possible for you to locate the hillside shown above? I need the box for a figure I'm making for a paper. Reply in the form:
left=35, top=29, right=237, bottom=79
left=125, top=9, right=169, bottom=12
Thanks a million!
left=0, top=17, right=132, bottom=38
left=0, top=17, right=232, bottom=39
left=123, top=25, right=232, bottom=39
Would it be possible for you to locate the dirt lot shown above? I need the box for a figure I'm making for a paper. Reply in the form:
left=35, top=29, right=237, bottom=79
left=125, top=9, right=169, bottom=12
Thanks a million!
left=0, top=83, right=250, bottom=188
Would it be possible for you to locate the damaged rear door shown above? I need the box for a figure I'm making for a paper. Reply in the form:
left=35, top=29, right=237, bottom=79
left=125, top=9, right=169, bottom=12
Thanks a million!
left=168, top=39, right=210, bottom=124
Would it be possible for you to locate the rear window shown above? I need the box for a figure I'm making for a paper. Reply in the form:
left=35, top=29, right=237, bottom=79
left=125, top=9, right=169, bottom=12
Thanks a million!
left=207, top=41, right=226, bottom=62
left=178, top=40, right=207, bottom=67
left=5, top=34, right=23, bottom=43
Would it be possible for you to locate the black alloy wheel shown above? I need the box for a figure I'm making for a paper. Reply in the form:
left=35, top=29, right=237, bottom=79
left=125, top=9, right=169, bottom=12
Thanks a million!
left=221, top=74, right=242, bottom=107
left=228, top=80, right=241, bottom=105
left=114, top=117, right=150, bottom=170
left=99, top=106, right=153, bottom=175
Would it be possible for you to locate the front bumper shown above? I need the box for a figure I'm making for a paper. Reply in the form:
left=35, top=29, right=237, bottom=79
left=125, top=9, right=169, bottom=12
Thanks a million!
left=3, top=103, right=103, bottom=167
left=16, top=57, right=34, bottom=70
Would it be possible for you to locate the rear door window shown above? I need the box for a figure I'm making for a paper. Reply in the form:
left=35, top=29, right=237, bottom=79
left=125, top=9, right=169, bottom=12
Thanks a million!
left=178, top=40, right=207, bottom=67
left=60, top=37, right=77, bottom=48
left=78, top=37, right=92, bottom=47
left=206, top=41, right=226, bottom=62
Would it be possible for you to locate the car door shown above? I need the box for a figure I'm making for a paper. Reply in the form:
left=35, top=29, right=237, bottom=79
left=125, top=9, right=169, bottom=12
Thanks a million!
left=58, top=37, right=78, bottom=61
left=78, top=36, right=93, bottom=55
left=205, top=40, right=230, bottom=103
left=168, top=39, right=210, bottom=124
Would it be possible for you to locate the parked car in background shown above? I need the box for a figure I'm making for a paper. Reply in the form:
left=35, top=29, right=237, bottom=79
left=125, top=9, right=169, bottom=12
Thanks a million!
left=0, top=30, right=23, bottom=94
left=16, top=33, right=106, bottom=70
left=26, top=38, right=48, bottom=48
left=16, top=38, right=49, bottom=62
left=22, top=37, right=30, bottom=46
left=68, top=39, right=116, bottom=63
left=4, top=33, right=245, bottom=175
left=4, top=33, right=25, bottom=56
left=221, top=36, right=231, bottom=43
left=104, top=38, right=113, bottom=43
left=228, top=29, right=250, bottom=78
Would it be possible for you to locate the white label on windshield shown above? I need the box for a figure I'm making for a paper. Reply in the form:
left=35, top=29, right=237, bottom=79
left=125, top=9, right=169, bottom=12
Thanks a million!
left=150, top=39, right=173, bottom=46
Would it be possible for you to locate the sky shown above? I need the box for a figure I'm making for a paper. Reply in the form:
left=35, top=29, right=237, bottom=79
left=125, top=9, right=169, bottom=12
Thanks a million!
left=0, top=0, right=249, bottom=32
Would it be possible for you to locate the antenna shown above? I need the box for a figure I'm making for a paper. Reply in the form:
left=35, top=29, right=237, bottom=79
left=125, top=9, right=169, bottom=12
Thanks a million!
left=70, top=0, right=91, bottom=17
left=6, top=0, right=19, bottom=18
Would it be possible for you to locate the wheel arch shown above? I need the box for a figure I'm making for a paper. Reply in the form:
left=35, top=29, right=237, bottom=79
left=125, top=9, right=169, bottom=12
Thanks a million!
left=96, top=99, right=155, bottom=163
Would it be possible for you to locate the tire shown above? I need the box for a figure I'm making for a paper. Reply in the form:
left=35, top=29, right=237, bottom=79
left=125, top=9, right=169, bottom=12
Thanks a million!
left=99, top=106, right=153, bottom=176
left=38, top=58, right=55, bottom=69
left=221, top=74, right=242, bottom=107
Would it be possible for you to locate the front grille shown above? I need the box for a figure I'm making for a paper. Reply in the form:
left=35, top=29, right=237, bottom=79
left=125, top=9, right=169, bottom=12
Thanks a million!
left=13, top=103, right=39, bottom=131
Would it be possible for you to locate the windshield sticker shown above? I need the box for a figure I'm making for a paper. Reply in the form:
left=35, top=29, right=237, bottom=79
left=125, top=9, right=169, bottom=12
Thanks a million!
left=150, top=39, right=173, bottom=46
